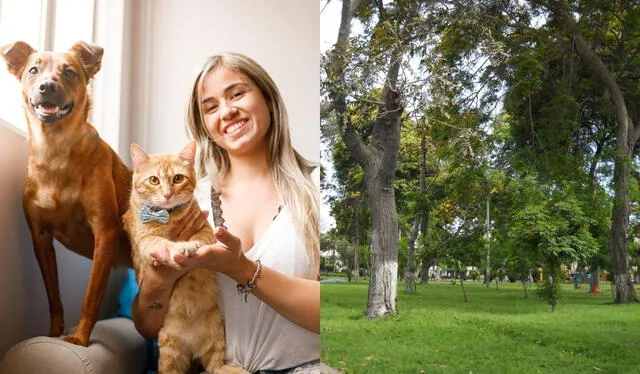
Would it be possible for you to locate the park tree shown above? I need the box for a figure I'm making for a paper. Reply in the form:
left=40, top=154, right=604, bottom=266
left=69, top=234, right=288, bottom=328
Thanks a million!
left=396, top=123, right=423, bottom=294
left=323, top=0, right=435, bottom=317
left=434, top=0, right=640, bottom=303
left=396, top=115, right=444, bottom=292
left=324, top=137, right=370, bottom=281
left=509, top=181, right=599, bottom=311
left=545, top=0, right=640, bottom=303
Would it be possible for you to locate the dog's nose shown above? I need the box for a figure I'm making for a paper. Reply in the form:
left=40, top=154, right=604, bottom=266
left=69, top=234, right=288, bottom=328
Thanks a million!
left=39, top=81, right=57, bottom=94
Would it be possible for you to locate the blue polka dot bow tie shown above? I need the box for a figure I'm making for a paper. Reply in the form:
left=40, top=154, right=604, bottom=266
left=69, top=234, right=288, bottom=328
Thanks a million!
left=139, top=205, right=170, bottom=224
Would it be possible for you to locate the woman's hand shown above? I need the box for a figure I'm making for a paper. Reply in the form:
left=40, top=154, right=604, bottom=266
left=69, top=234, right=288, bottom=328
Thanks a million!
left=145, top=245, right=188, bottom=285
left=172, top=226, right=256, bottom=283
left=170, top=200, right=210, bottom=241
left=162, top=226, right=319, bottom=334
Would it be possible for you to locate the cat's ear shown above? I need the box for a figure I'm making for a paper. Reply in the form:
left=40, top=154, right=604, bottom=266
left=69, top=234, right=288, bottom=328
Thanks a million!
left=178, top=141, right=197, bottom=165
left=130, top=143, right=150, bottom=171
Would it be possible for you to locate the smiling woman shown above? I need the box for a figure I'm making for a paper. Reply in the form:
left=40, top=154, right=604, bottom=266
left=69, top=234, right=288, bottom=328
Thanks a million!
left=201, top=66, right=272, bottom=155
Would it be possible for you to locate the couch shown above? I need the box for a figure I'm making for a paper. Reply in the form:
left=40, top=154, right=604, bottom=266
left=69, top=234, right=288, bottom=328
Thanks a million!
left=0, top=121, right=147, bottom=374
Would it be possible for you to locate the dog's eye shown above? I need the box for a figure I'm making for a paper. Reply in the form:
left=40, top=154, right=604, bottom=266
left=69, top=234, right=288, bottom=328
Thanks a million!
left=28, top=66, right=38, bottom=75
left=148, top=176, right=159, bottom=185
left=173, top=175, right=184, bottom=184
left=64, top=69, right=77, bottom=78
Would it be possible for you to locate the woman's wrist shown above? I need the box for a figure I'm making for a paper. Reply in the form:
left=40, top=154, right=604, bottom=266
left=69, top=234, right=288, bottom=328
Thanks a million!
left=228, top=255, right=258, bottom=284
left=140, top=266, right=180, bottom=291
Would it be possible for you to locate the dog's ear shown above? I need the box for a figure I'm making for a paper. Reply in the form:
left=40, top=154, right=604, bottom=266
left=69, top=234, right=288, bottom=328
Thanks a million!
left=178, top=141, right=197, bottom=165
left=69, top=41, right=103, bottom=80
left=130, top=143, right=150, bottom=172
left=1, top=41, right=35, bottom=80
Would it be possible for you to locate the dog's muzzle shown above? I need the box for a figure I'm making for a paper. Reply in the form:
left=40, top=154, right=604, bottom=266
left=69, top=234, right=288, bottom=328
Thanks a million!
left=32, top=101, right=75, bottom=123
left=30, top=80, right=74, bottom=123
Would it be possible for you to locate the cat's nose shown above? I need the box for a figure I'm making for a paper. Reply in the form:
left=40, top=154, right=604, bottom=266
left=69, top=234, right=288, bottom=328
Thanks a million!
left=164, top=192, right=174, bottom=200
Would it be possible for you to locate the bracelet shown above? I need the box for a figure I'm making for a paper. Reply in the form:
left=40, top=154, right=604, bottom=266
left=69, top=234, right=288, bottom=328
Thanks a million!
left=236, top=260, right=261, bottom=302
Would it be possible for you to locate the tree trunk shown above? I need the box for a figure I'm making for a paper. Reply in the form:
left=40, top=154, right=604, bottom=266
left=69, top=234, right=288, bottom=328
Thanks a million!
left=331, top=244, right=337, bottom=273
left=459, top=269, right=468, bottom=303
left=419, top=260, right=430, bottom=284
left=353, top=199, right=361, bottom=281
left=549, top=275, right=557, bottom=312
left=366, top=183, right=399, bottom=317
left=551, top=0, right=638, bottom=303
left=485, top=194, right=491, bottom=288
left=590, top=266, right=600, bottom=293
left=609, top=155, right=637, bottom=302
left=330, top=0, right=409, bottom=318
left=419, top=211, right=432, bottom=285
left=404, top=216, right=420, bottom=293
left=405, top=131, right=427, bottom=293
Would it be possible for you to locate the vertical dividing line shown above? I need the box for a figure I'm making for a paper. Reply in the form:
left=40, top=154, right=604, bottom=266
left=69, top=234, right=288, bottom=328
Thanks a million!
left=91, top=0, right=98, bottom=43
left=87, top=0, right=99, bottom=126
left=141, top=0, right=152, bottom=150
left=119, top=0, right=133, bottom=156
left=41, top=0, right=56, bottom=50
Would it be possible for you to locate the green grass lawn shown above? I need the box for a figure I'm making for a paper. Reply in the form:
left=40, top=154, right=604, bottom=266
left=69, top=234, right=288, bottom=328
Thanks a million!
left=321, top=280, right=640, bottom=374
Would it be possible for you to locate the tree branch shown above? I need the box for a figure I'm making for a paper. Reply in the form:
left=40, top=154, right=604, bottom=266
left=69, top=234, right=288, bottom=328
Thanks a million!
left=549, top=0, right=635, bottom=149
left=330, top=0, right=370, bottom=166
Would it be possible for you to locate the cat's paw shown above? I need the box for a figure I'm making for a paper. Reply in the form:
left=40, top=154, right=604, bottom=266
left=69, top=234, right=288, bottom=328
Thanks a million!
left=167, top=241, right=200, bottom=261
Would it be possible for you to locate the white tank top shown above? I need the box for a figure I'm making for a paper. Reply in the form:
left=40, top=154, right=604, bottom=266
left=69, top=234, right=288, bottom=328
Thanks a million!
left=196, top=181, right=320, bottom=372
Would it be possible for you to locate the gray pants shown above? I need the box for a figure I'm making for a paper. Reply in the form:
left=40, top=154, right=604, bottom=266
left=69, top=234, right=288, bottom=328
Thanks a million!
left=201, top=361, right=342, bottom=374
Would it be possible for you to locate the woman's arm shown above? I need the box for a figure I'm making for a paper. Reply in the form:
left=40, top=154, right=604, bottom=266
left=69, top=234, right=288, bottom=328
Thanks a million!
left=228, top=255, right=320, bottom=334
left=131, top=243, right=192, bottom=339
left=171, top=226, right=320, bottom=334
left=249, top=266, right=320, bottom=333
left=131, top=205, right=209, bottom=338
left=131, top=274, right=166, bottom=338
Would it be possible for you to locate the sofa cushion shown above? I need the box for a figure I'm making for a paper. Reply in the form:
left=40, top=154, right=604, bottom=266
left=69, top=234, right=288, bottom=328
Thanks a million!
left=0, top=318, right=147, bottom=374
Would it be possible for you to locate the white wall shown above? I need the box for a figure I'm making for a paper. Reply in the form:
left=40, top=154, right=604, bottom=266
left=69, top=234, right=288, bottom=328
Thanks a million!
left=124, top=0, right=319, bottom=163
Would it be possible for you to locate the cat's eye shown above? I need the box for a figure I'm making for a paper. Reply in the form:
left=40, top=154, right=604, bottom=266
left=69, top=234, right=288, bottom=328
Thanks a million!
left=173, top=174, right=185, bottom=184
left=148, top=176, right=159, bottom=185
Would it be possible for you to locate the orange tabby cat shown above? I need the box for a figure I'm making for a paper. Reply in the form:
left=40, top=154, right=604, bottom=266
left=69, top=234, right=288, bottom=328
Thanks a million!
left=123, top=142, right=247, bottom=374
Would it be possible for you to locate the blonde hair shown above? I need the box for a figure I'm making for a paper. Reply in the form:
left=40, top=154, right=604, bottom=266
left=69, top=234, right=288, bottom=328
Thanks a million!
left=185, top=52, right=319, bottom=276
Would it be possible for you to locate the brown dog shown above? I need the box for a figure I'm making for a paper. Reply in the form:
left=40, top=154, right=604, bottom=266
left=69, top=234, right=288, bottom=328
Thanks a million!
left=1, top=41, right=132, bottom=346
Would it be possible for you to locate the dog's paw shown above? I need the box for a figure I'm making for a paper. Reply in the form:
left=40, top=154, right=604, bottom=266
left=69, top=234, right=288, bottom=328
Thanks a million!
left=48, top=326, right=64, bottom=338
left=49, top=317, right=64, bottom=337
